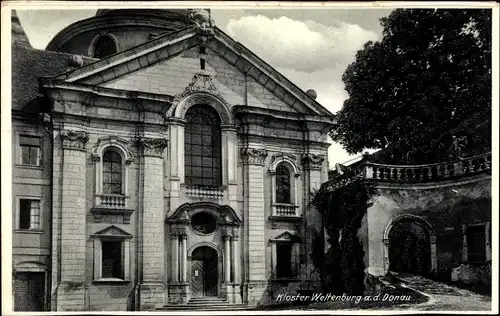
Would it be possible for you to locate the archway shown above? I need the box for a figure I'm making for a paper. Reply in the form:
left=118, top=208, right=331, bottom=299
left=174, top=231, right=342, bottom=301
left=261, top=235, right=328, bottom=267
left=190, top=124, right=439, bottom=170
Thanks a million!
left=383, top=214, right=437, bottom=276
left=190, top=246, right=218, bottom=297
left=388, top=220, right=431, bottom=275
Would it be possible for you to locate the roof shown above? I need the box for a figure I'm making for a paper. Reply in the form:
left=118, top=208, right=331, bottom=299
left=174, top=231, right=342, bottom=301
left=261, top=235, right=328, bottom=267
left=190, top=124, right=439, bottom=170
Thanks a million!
left=11, top=10, right=31, bottom=48
left=12, top=45, right=96, bottom=112
left=46, top=25, right=335, bottom=119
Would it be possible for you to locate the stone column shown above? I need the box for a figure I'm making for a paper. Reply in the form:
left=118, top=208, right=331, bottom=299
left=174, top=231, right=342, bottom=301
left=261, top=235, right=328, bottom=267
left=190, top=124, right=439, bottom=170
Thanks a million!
left=231, top=235, right=240, bottom=283
left=138, top=137, right=168, bottom=310
left=224, top=235, right=231, bottom=283
left=241, top=147, right=267, bottom=304
left=180, top=233, right=188, bottom=283
left=55, top=130, right=89, bottom=311
left=170, top=232, right=179, bottom=283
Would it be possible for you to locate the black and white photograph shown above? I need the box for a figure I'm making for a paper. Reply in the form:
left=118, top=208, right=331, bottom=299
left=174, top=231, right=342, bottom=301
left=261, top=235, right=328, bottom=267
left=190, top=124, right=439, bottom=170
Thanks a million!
left=1, top=1, right=498, bottom=314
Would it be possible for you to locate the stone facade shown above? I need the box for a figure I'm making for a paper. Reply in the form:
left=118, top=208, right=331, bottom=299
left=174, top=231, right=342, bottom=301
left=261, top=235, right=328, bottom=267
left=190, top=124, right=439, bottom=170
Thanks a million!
left=11, top=9, right=334, bottom=311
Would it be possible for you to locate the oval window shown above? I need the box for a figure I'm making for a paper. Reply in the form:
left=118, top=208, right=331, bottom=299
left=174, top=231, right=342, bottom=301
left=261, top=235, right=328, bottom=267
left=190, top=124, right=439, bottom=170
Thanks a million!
left=191, top=212, right=217, bottom=234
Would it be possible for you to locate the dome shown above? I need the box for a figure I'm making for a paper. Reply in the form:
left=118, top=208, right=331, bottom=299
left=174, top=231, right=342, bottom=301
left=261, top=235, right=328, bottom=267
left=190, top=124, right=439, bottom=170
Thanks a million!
left=95, top=9, right=207, bottom=21
left=46, top=8, right=211, bottom=55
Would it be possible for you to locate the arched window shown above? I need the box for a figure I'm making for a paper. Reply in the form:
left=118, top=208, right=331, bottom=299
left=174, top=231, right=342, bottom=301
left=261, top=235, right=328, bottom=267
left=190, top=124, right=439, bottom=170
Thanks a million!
left=102, top=150, right=122, bottom=194
left=275, top=164, right=291, bottom=204
left=184, top=105, right=222, bottom=187
left=92, top=35, right=117, bottom=59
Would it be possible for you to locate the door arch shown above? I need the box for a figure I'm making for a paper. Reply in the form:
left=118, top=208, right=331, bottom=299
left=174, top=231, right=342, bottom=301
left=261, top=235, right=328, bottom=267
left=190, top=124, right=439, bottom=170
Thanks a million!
left=383, top=215, right=437, bottom=275
left=190, top=245, right=219, bottom=297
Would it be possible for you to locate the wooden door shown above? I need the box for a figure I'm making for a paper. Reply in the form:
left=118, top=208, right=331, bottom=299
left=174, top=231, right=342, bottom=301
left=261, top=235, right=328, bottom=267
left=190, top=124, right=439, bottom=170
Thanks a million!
left=204, top=256, right=218, bottom=296
left=191, top=260, right=204, bottom=297
left=14, top=272, right=45, bottom=311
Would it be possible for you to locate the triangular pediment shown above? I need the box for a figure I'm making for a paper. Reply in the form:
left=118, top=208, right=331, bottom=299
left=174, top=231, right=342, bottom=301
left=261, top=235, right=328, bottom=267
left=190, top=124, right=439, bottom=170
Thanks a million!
left=270, top=231, right=301, bottom=243
left=43, top=26, right=335, bottom=119
left=91, top=225, right=133, bottom=239
left=167, top=202, right=242, bottom=225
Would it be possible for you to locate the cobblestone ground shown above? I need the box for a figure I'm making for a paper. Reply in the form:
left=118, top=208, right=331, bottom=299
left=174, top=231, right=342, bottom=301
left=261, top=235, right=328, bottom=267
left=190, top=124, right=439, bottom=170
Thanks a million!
left=391, top=275, right=492, bottom=312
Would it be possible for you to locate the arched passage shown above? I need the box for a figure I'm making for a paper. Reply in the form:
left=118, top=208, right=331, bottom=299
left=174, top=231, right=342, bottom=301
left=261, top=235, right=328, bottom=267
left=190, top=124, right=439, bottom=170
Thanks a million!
left=383, top=215, right=437, bottom=275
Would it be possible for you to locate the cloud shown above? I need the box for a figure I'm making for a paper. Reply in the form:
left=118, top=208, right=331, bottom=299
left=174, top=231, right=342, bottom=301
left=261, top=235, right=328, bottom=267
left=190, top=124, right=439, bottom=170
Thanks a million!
left=224, top=14, right=380, bottom=164
left=226, top=15, right=379, bottom=72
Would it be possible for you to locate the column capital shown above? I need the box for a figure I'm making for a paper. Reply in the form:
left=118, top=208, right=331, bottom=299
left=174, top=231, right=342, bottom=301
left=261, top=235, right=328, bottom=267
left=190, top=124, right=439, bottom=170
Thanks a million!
left=223, top=234, right=231, bottom=241
left=170, top=232, right=179, bottom=239
left=240, top=147, right=267, bottom=166
left=60, top=130, right=89, bottom=151
left=180, top=232, right=188, bottom=240
left=301, top=153, right=325, bottom=170
left=137, top=137, right=168, bottom=157
left=231, top=235, right=239, bottom=241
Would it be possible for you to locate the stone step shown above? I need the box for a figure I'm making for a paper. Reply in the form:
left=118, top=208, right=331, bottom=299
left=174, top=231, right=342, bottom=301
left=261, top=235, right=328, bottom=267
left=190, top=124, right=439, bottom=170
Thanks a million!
left=158, top=304, right=249, bottom=311
left=189, top=298, right=228, bottom=302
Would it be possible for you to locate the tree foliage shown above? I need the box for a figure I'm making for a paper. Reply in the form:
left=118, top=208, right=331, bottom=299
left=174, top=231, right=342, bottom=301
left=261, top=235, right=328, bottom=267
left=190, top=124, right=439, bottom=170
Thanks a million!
left=331, top=9, right=492, bottom=164
left=310, top=181, right=376, bottom=295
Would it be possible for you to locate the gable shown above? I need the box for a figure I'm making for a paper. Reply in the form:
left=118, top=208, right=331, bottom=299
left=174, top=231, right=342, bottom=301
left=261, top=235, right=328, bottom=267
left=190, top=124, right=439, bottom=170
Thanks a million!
left=101, top=46, right=299, bottom=113
left=49, top=27, right=334, bottom=118
left=270, top=231, right=301, bottom=243
left=91, top=225, right=133, bottom=239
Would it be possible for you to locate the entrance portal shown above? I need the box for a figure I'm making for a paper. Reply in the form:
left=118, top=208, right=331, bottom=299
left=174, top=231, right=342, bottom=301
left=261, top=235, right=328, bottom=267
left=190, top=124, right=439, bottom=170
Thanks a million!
left=190, top=246, right=218, bottom=297
left=388, top=220, right=432, bottom=275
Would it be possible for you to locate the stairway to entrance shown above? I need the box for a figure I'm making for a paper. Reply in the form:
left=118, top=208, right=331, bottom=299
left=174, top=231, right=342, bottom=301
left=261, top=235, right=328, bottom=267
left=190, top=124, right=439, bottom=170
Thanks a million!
left=157, top=297, right=249, bottom=311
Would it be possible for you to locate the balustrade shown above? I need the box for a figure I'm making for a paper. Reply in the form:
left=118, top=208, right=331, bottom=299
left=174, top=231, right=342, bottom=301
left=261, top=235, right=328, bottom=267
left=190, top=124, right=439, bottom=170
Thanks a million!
left=272, top=204, right=299, bottom=217
left=96, top=194, right=127, bottom=207
left=322, top=152, right=491, bottom=193
left=185, top=185, right=224, bottom=199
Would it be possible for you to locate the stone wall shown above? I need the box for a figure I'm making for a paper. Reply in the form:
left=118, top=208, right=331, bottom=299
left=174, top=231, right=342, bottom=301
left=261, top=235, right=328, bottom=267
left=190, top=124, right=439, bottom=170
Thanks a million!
left=361, top=175, right=491, bottom=286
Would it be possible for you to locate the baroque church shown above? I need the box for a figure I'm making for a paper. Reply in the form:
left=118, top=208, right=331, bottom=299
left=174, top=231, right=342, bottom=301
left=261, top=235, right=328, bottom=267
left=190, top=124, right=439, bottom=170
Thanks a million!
left=11, top=9, right=335, bottom=311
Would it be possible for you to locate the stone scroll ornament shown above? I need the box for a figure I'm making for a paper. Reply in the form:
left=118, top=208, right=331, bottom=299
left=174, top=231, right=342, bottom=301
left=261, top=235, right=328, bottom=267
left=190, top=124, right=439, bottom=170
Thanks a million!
left=301, top=153, right=325, bottom=170
left=60, top=130, right=89, bottom=150
left=175, top=73, right=224, bottom=104
left=137, top=138, right=168, bottom=157
left=241, top=148, right=268, bottom=165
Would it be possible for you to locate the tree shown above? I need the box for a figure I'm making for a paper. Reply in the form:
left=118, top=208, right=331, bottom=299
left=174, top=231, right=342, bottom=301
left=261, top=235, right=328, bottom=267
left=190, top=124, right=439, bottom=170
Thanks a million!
left=331, top=9, right=492, bottom=164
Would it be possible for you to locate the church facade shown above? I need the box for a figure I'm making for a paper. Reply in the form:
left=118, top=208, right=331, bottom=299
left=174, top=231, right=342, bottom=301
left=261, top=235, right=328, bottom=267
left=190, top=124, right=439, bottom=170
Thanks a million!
left=11, top=9, right=335, bottom=311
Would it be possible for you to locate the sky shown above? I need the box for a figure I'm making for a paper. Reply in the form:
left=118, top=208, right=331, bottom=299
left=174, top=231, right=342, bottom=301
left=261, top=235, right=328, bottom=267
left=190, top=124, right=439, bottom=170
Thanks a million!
left=16, top=7, right=394, bottom=166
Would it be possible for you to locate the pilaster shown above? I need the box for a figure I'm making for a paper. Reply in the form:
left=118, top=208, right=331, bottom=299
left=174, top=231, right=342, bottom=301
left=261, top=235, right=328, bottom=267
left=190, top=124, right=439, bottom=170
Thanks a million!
left=55, top=129, right=89, bottom=311
left=137, top=137, right=168, bottom=310
left=301, top=153, right=326, bottom=282
left=240, top=147, right=267, bottom=305
left=167, top=118, right=185, bottom=212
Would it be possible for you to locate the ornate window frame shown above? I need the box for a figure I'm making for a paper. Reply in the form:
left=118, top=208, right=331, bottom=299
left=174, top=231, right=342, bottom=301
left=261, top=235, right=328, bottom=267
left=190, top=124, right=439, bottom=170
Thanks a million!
left=166, top=72, right=238, bottom=199
left=92, top=136, right=134, bottom=208
left=91, top=225, right=132, bottom=283
left=269, top=231, right=301, bottom=281
left=269, top=154, right=301, bottom=219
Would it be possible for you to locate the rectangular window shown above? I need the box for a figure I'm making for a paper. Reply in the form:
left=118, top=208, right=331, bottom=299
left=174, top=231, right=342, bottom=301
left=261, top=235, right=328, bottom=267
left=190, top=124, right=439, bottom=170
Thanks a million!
left=19, top=199, right=41, bottom=230
left=467, top=225, right=486, bottom=263
left=276, top=243, right=293, bottom=278
left=20, top=136, right=41, bottom=166
left=101, top=241, right=123, bottom=279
